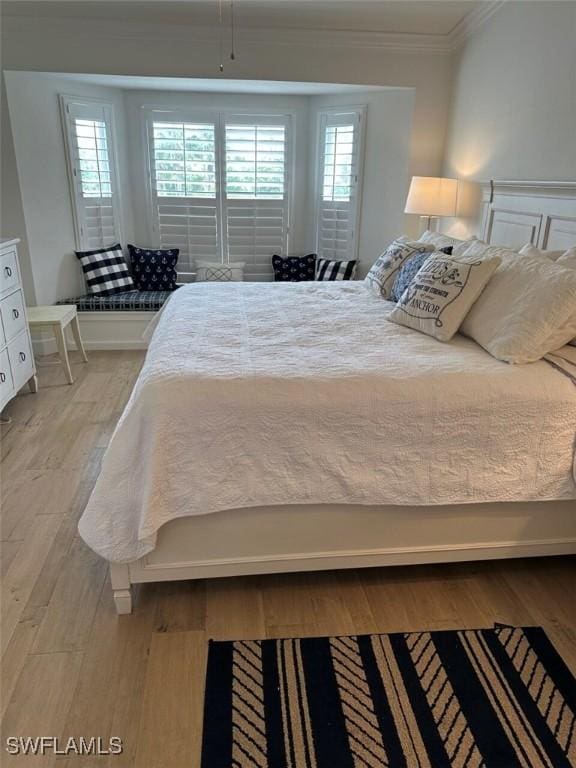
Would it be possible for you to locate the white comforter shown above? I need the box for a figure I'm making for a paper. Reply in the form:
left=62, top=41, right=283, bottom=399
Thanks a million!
left=79, top=282, right=576, bottom=563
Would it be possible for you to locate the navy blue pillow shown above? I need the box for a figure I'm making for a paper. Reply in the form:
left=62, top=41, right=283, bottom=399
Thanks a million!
left=389, top=246, right=453, bottom=302
left=272, top=254, right=316, bottom=282
left=128, top=245, right=179, bottom=291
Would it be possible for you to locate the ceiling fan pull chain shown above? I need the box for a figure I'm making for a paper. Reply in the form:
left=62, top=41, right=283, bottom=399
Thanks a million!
left=230, top=0, right=236, bottom=61
left=218, top=0, right=224, bottom=72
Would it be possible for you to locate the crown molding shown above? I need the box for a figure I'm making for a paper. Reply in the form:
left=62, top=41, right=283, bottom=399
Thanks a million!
left=2, top=3, right=507, bottom=56
left=449, top=1, right=506, bottom=50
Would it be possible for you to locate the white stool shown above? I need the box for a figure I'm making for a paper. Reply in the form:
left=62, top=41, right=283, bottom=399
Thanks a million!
left=27, top=304, right=88, bottom=384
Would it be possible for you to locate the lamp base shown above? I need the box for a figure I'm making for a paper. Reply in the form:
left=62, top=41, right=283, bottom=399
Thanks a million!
left=419, top=215, right=439, bottom=235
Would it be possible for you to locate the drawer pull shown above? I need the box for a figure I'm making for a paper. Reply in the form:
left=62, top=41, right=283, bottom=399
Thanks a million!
left=0, top=372, right=5, bottom=383
left=12, top=308, right=19, bottom=319
left=4, top=265, right=12, bottom=278
left=19, top=351, right=26, bottom=362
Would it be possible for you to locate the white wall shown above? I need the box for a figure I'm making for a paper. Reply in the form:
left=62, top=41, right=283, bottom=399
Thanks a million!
left=1, top=76, right=36, bottom=304
left=3, top=72, right=135, bottom=304
left=4, top=74, right=415, bottom=301
left=443, top=0, right=576, bottom=231
left=1, top=13, right=453, bottom=198
left=309, top=90, right=415, bottom=274
left=1, top=14, right=454, bottom=301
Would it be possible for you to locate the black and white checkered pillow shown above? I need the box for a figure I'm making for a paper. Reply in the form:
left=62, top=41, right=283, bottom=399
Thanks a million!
left=316, top=258, right=357, bottom=281
left=75, top=243, right=134, bottom=296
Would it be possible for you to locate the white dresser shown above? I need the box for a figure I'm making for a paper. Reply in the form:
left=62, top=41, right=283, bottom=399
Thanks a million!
left=0, top=239, right=37, bottom=413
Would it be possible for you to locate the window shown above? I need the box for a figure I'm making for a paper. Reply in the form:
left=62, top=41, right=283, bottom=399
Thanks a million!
left=147, top=111, right=291, bottom=279
left=152, top=122, right=216, bottom=198
left=149, top=117, right=220, bottom=273
left=60, top=96, right=123, bottom=251
left=225, top=123, right=286, bottom=199
left=315, top=108, right=365, bottom=262
left=223, top=117, right=290, bottom=277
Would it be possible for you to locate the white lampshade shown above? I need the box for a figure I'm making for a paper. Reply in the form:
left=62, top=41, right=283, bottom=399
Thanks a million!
left=405, top=176, right=458, bottom=218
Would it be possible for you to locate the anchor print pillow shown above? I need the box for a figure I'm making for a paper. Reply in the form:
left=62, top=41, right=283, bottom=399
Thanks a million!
left=365, top=240, right=435, bottom=299
left=388, top=252, right=501, bottom=342
left=127, top=245, right=179, bottom=291
left=272, top=254, right=317, bottom=282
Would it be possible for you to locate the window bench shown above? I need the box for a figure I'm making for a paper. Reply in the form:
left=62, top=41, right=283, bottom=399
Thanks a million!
left=56, top=290, right=174, bottom=313
left=51, top=290, right=174, bottom=351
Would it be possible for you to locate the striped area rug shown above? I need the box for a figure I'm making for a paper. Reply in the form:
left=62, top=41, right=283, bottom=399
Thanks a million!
left=201, top=626, right=576, bottom=767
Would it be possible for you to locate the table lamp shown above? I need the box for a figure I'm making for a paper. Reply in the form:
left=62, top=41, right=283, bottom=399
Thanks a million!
left=405, top=176, right=458, bottom=232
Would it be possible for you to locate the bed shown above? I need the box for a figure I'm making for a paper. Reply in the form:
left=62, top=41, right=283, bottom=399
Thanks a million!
left=78, top=180, right=576, bottom=614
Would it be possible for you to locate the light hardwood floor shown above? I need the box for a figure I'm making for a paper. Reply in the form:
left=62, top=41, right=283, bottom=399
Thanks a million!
left=1, top=350, right=575, bottom=767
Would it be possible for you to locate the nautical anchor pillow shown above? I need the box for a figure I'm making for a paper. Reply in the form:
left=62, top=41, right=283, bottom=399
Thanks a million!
left=388, top=252, right=501, bottom=342
left=272, top=253, right=317, bottom=282
left=127, top=245, right=179, bottom=291
left=365, top=240, right=435, bottom=299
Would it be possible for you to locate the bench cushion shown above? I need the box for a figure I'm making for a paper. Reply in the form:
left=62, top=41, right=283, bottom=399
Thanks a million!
left=56, top=290, right=175, bottom=312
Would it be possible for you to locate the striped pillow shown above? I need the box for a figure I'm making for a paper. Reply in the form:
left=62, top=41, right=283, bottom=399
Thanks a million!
left=75, top=243, right=134, bottom=296
left=316, top=258, right=357, bottom=281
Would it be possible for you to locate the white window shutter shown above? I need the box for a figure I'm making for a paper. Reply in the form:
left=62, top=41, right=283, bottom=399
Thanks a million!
left=60, top=96, right=123, bottom=251
left=149, top=119, right=220, bottom=274
left=223, top=116, right=291, bottom=280
left=316, top=109, right=364, bottom=262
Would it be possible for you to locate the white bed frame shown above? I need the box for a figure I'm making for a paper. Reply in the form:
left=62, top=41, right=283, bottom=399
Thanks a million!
left=109, top=180, right=576, bottom=614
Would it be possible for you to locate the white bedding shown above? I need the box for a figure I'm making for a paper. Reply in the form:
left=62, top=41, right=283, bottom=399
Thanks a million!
left=79, top=282, right=576, bottom=563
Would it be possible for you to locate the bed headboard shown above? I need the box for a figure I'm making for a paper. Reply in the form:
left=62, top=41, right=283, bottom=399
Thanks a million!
left=480, top=180, right=576, bottom=250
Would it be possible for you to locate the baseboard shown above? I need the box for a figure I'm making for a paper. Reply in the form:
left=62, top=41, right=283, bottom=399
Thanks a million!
left=31, top=311, right=154, bottom=354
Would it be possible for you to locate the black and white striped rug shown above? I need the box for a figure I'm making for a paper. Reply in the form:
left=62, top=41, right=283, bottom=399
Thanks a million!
left=201, top=626, right=576, bottom=767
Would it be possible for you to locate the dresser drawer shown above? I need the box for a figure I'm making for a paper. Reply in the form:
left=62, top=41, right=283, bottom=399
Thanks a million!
left=0, top=347, right=14, bottom=405
left=0, top=290, right=26, bottom=342
left=0, top=249, right=19, bottom=296
left=7, top=331, right=34, bottom=391
left=0, top=311, right=5, bottom=348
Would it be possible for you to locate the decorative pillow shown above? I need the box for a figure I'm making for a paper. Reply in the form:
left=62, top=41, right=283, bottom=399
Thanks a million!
left=365, top=240, right=435, bottom=298
left=272, top=254, right=316, bottom=282
left=388, top=252, right=501, bottom=342
left=519, top=243, right=565, bottom=261
left=389, top=246, right=453, bottom=302
left=556, top=248, right=576, bottom=346
left=316, top=258, right=357, bottom=281
left=557, top=246, right=576, bottom=270
left=195, top=260, right=245, bottom=282
left=459, top=241, right=576, bottom=363
left=127, top=244, right=179, bottom=291
left=75, top=243, right=134, bottom=296
left=418, top=230, right=479, bottom=258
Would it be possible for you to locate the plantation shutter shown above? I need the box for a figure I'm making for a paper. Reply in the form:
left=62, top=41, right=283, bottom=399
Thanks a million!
left=149, top=119, right=220, bottom=274
left=223, top=116, right=290, bottom=280
left=61, top=97, right=123, bottom=251
left=316, top=110, right=364, bottom=262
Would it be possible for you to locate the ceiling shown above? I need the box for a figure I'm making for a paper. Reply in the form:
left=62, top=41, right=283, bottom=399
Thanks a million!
left=1, top=1, right=482, bottom=36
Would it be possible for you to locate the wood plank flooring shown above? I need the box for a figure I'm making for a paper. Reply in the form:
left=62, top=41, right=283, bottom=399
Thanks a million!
left=1, top=350, right=575, bottom=766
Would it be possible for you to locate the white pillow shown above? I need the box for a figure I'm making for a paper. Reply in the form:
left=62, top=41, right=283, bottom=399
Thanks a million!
left=557, top=248, right=576, bottom=345
left=519, top=243, right=565, bottom=261
left=418, top=230, right=479, bottom=257
left=365, top=240, right=434, bottom=298
left=459, top=242, right=576, bottom=363
left=557, top=246, right=576, bottom=270
left=388, top=252, right=501, bottom=342
left=520, top=247, right=576, bottom=345
left=195, top=260, right=245, bottom=282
